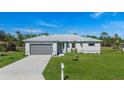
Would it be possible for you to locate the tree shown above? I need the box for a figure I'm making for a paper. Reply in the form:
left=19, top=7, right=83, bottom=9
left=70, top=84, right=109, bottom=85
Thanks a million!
left=0, top=44, right=6, bottom=60
left=86, top=35, right=98, bottom=39
left=16, top=31, right=24, bottom=47
left=73, top=33, right=77, bottom=35
left=100, top=32, right=111, bottom=46
left=43, top=33, right=49, bottom=36
left=38, top=33, right=49, bottom=36
left=4, top=33, right=14, bottom=51
left=112, top=34, right=121, bottom=49
left=0, top=30, right=6, bottom=41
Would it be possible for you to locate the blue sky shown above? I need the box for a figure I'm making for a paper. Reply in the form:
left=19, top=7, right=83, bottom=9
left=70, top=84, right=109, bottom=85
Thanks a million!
left=0, top=12, right=124, bottom=37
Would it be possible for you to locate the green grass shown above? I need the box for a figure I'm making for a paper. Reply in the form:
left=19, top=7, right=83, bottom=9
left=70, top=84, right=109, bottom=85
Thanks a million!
left=0, top=51, right=25, bottom=68
left=43, top=47, right=124, bottom=80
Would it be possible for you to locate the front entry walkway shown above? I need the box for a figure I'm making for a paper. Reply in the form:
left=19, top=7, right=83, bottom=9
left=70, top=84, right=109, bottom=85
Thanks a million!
left=0, top=55, right=51, bottom=80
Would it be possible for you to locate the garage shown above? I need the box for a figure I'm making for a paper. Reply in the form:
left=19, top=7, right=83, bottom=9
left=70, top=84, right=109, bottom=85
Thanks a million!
left=30, top=44, right=53, bottom=55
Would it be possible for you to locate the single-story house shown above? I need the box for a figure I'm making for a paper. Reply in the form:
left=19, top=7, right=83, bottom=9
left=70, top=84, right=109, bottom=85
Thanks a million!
left=24, top=34, right=102, bottom=55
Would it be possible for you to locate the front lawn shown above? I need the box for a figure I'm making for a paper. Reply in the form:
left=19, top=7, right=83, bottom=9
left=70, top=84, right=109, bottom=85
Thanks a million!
left=0, top=51, right=25, bottom=68
left=43, top=47, right=124, bottom=80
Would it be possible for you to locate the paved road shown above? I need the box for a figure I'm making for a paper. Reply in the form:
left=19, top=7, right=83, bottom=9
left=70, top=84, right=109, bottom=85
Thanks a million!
left=0, top=55, right=51, bottom=80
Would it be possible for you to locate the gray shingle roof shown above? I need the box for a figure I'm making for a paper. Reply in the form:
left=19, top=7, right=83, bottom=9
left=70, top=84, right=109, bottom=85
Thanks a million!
left=24, top=34, right=102, bottom=42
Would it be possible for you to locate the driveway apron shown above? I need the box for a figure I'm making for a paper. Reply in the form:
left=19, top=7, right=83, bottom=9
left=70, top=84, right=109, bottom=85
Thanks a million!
left=0, top=55, right=51, bottom=80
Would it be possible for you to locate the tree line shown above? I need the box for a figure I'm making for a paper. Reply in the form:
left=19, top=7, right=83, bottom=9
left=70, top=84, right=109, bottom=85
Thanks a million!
left=85, top=32, right=123, bottom=49
left=0, top=30, right=124, bottom=52
left=0, top=29, right=49, bottom=52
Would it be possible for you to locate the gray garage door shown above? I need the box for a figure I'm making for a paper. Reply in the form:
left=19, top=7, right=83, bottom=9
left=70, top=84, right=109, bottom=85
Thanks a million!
left=30, top=44, right=53, bottom=55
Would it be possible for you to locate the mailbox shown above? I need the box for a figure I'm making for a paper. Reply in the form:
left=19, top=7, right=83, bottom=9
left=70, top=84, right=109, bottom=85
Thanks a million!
left=61, top=63, right=64, bottom=80
left=61, top=63, right=64, bottom=69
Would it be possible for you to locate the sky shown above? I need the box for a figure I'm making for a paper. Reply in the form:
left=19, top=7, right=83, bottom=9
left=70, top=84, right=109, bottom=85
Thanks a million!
left=0, top=12, right=124, bottom=38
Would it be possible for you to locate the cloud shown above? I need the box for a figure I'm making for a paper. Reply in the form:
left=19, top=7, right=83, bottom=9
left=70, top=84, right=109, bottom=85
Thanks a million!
left=91, top=12, right=117, bottom=19
left=102, top=21, right=124, bottom=29
left=38, top=21, right=59, bottom=28
left=21, top=28, right=43, bottom=33
left=91, top=12, right=104, bottom=18
left=112, top=12, right=117, bottom=16
left=12, top=28, right=44, bottom=33
left=28, top=17, right=59, bottom=28
left=101, top=21, right=124, bottom=37
left=64, top=28, right=100, bottom=37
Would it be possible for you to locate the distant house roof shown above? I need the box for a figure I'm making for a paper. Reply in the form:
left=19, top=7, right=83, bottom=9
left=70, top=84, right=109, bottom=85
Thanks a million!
left=24, top=34, right=102, bottom=42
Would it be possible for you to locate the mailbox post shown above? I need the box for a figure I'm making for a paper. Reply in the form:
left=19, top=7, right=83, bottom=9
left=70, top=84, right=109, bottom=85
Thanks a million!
left=61, top=63, right=64, bottom=80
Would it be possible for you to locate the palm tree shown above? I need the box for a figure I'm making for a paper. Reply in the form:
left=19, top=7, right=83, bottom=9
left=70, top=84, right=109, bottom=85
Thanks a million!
left=112, top=34, right=121, bottom=49
left=100, top=32, right=110, bottom=46
left=16, top=31, right=24, bottom=47
left=4, top=37, right=12, bottom=51
left=4, top=33, right=15, bottom=52
left=0, top=30, right=6, bottom=41
left=0, top=41, right=6, bottom=60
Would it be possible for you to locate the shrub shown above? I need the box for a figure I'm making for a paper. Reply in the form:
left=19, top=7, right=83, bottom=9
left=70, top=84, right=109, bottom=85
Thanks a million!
left=71, top=49, right=73, bottom=53
left=0, top=45, right=6, bottom=52
left=72, top=55, right=79, bottom=61
left=75, top=48, right=77, bottom=53
left=1, top=53, right=7, bottom=56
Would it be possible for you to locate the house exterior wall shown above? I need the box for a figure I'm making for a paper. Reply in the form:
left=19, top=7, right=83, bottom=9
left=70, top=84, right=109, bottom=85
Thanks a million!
left=25, top=41, right=101, bottom=56
left=66, top=42, right=101, bottom=53
left=53, top=43, right=57, bottom=55
left=67, top=43, right=72, bottom=52
left=25, top=43, right=30, bottom=55
left=75, top=43, right=82, bottom=53
left=63, top=43, right=67, bottom=53
left=82, top=43, right=101, bottom=53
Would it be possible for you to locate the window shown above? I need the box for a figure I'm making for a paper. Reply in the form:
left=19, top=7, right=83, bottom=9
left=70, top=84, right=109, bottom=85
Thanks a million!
left=89, top=42, right=95, bottom=46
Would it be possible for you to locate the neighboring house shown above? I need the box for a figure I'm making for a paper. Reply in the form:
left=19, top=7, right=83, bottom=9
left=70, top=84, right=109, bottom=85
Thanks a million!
left=24, top=34, right=102, bottom=55
left=0, top=41, right=6, bottom=44
left=120, top=43, right=124, bottom=52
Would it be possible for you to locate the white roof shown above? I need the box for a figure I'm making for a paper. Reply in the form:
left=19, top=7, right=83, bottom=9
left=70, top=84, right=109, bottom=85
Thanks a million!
left=24, top=34, right=102, bottom=42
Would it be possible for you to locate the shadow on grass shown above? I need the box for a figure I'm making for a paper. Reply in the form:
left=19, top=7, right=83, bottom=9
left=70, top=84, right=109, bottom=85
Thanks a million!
left=64, top=76, right=69, bottom=80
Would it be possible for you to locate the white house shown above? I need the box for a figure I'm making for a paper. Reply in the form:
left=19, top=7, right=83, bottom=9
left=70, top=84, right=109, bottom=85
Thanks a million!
left=24, top=34, right=102, bottom=55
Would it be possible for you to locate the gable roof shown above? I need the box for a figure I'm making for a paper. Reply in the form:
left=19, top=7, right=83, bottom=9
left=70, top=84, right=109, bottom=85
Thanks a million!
left=24, top=34, right=102, bottom=42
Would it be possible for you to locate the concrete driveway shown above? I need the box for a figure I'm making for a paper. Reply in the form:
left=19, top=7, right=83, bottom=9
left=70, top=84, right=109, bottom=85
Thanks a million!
left=0, top=55, right=51, bottom=80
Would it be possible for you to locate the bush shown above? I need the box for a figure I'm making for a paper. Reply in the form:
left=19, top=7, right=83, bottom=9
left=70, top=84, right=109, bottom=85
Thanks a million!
left=71, top=48, right=77, bottom=53
left=72, top=55, right=79, bottom=61
left=0, top=45, right=6, bottom=52
left=75, top=48, right=77, bottom=53
left=16, top=47, right=24, bottom=52
left=71, top=49, right=73, bottom=53
left=1, top=53, right=7, bottom=56
left=9, top=57, right=14, bottom=59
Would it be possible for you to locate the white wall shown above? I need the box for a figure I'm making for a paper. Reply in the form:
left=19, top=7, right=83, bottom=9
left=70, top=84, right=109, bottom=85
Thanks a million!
left=25, top=42, right=101, bottom=56
left=67, top=43, right=72, bottom=52
left=63, top=43, right=67, bottom=53
left=67, top=42, right=82, bottom=53
left=52, top=43, right=57, bottom=55
left=82, top=43, right=101, bottom=53
left=76, top=43, right=82, bottom=53
left=25, top=43, right=30, bottom=55
left=66, top=42, right=101, bottom=53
